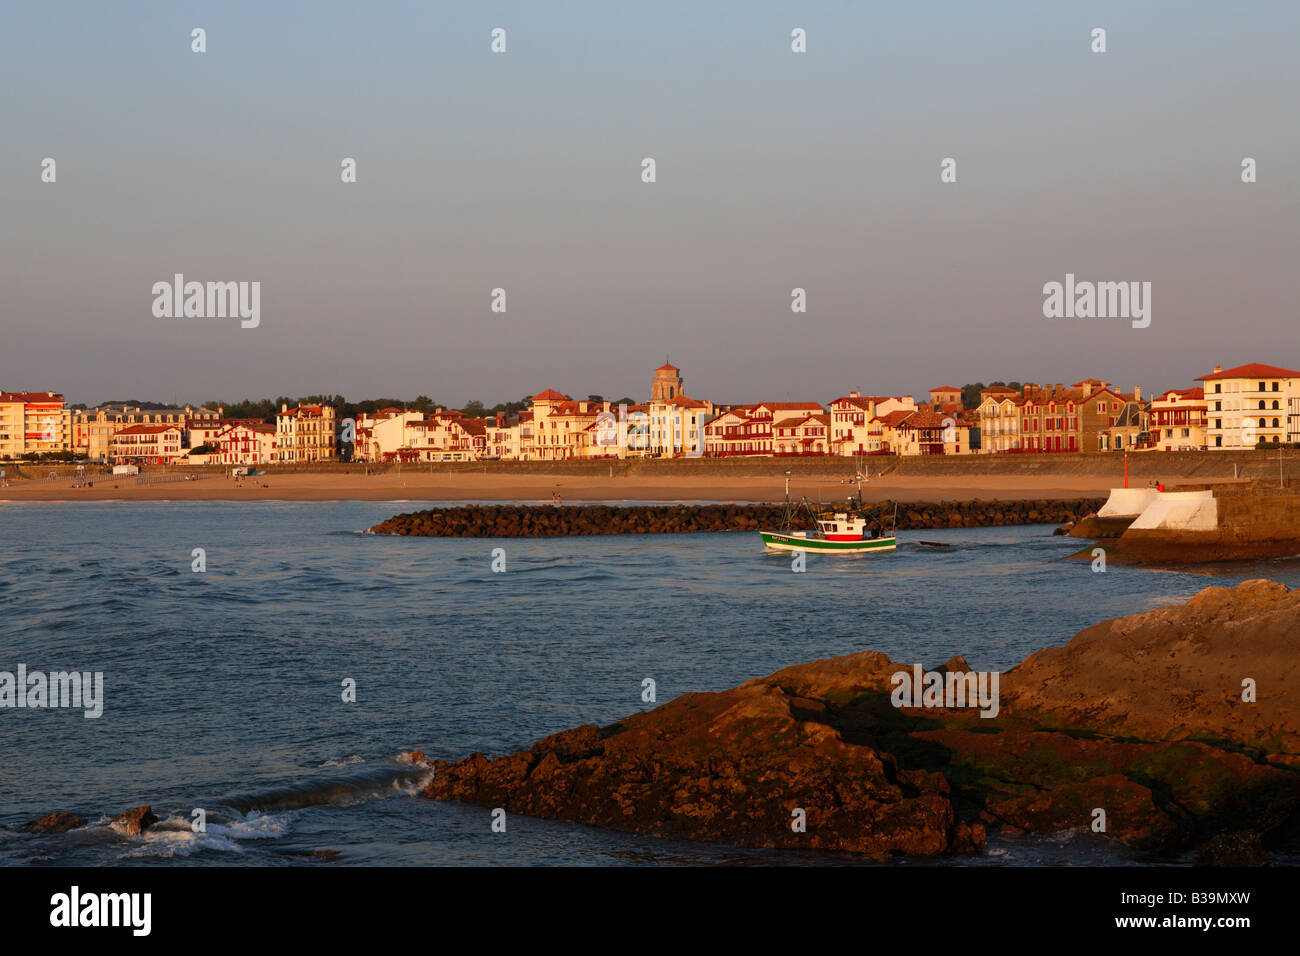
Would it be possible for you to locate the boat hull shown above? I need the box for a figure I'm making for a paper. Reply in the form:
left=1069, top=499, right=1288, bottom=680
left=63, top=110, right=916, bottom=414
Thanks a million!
left=759, top=531, right=896, bottom=554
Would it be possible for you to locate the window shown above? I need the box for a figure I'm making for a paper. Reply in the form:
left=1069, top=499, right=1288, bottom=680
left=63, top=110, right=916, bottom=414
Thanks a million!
left=1273, top=382, right=1281, bottom=392
left=1260, top=401, right=1266, bottom=409
left=1274, top=418, right=1280, bottom=428
left=1215, top=384, right=1222, bottom=393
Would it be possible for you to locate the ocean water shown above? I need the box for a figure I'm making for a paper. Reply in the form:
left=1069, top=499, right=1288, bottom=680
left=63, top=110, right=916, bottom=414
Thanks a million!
left=2, top=500, right=1298, bottom=867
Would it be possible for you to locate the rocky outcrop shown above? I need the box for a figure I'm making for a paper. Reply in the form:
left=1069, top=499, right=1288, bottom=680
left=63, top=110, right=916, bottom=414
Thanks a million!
left=424, top=580, right=1300, bottom=860
left=22, top=812, right=86, bottom=834
left=371, top=499, right=1104, bottom=537
left=999, top=579, right=1300, bottom=754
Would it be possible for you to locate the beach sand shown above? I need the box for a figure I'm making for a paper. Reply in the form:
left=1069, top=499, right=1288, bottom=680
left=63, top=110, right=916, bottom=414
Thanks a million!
left=0, top=471, right=1122, bottom=504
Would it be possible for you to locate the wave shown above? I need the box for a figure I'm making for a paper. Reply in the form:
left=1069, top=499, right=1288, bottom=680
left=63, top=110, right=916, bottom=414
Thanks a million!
left=221, top=760, right=433, bottom=813
left=120, top=811, right=291, bottom=858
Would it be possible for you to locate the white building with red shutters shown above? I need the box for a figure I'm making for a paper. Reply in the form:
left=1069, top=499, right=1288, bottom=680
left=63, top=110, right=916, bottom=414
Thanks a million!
left=773, top=413, right=831, bottom=455
left=1147, top=387, right=1207, bottom=451
left=110, top=424, right=184, bottom=464
left=703, top=401, right=824, bottom=457
left=211, top=421, right=277, bottom=464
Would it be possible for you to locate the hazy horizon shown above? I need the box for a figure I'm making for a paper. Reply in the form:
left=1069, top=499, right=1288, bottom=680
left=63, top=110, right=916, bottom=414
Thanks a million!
left=3, top=1, right=1297, bottom=407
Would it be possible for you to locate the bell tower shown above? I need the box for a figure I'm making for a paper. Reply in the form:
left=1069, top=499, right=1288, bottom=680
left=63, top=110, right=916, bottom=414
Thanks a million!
left=651, top=361, right=683, bottom=402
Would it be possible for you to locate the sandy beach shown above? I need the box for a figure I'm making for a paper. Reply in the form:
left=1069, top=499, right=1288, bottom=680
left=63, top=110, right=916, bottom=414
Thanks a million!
left=0, top=470, right=1125, bottom=504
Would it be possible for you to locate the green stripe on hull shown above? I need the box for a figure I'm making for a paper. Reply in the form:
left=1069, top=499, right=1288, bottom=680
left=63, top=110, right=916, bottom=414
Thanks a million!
left=759, top=532, right=896, bottom=553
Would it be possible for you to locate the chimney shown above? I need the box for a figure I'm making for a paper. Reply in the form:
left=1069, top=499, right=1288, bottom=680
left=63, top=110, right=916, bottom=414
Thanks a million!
left=280, top=403, right=288, bottom=413
left=1134, top=385, right=1141, bottom=402
left=850, top=390, right=860, bottom=398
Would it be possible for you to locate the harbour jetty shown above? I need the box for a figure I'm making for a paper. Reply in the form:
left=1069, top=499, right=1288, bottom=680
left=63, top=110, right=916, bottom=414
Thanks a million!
left=369, top=498, right=1104, bottom=537
left=423, top=580, right=1300, bottom=862
left=1071, top=482, right=1300, bottom=562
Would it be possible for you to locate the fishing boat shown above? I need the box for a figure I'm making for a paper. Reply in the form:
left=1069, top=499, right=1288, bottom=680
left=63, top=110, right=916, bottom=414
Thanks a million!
left=758, top=473, right=897, bottom=555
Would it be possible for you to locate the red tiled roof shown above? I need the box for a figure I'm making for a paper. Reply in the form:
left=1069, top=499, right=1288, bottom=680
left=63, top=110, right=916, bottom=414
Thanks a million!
left=1197, top=363, right=1300, bottom=381
left=656, top=363, right=679, bottom=372
left=877, top=410, right=914, bottom=427
left=115, top=423, right=181, bottom=435
left=756, top=401, right=825, bottom=412
left=830, top=396, right=872, bottom=410
left=531, top=388, right=570, bottom=401
left=929, top=386, right=960, bottom=392
left=897, top=411, right=951, bottom=429
left=1155, top=387, right=1205, bottom=402
left=547, top=401, right=599, bottom=417
left=0, top=391, right=64, bottom=403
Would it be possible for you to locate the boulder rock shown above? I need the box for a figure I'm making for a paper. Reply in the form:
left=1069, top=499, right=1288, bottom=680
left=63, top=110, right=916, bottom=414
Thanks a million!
left=112, top=806, right=158, bottom=836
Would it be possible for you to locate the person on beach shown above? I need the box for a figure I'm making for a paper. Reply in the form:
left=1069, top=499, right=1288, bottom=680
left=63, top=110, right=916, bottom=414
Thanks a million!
left=1156, top=480, right=1165, bottom=492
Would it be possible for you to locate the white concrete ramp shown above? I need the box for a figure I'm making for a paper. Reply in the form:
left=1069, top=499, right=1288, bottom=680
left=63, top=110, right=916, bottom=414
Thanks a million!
left=1128, top=490, right=1218, bottom=531
left=1098, top=488, right=1159, bottom=518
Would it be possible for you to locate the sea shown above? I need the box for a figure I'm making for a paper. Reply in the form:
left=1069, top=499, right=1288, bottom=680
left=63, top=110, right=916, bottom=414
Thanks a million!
left=2, top=499, right=1298, bottom=867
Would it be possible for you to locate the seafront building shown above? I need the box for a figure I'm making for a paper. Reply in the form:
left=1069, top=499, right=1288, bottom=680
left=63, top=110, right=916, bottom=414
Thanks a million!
left=977, top=380, right=1131, bottom=454
left=1147, top=388, right=1207, bottom=451
left=110, top=423, right=185, bottom=464
left=1197, top=363, right=1300, bottom=449
left=211, top=421, right=278, bottom=465
left=275, top=403, right=337, bottom=463
left=71, top=405, right=225, bottom=461
left=18, top=357, right=1300, bottom=466
left=0, top=391, right=71, bottom=459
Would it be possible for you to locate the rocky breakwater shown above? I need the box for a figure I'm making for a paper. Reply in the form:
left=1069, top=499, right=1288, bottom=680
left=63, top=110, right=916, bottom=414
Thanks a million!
left=369, top=498, right=1105, bottom=537
left=424, top=580, right=1300, bottom=862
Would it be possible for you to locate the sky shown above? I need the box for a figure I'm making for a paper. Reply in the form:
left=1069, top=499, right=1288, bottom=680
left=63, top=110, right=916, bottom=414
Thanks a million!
left=1, top=1, right=1297, bottom=408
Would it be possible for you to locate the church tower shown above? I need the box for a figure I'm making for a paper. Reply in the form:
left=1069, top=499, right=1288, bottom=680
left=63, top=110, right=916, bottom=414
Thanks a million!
left=651, top=362, right=683, bottom=402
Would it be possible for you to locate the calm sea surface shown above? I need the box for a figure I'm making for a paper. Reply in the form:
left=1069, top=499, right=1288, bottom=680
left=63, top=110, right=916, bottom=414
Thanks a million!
left=3, top=500, right=1298, bottom=866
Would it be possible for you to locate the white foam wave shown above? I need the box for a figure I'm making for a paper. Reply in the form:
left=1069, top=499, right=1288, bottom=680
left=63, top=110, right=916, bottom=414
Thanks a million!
left=320, top=754, right=365, bottom=767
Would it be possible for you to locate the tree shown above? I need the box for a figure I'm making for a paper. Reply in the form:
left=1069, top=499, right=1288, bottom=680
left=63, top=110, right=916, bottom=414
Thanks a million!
left=960, top=384, right=985, bottom=410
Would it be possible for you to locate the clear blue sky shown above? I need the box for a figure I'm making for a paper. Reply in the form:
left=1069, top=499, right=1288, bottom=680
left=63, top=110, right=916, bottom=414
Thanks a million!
left=2, top=1, right=1297, bottom=406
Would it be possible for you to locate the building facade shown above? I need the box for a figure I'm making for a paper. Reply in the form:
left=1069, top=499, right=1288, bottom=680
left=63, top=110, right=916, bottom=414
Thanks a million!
left=275, top=404, right=337, bottom=463
left=0, top=391, right=72, bottom=459
left=1147, top=388, right=1207, bottom=451
left=1198, top=363, right=1300, bottom=449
